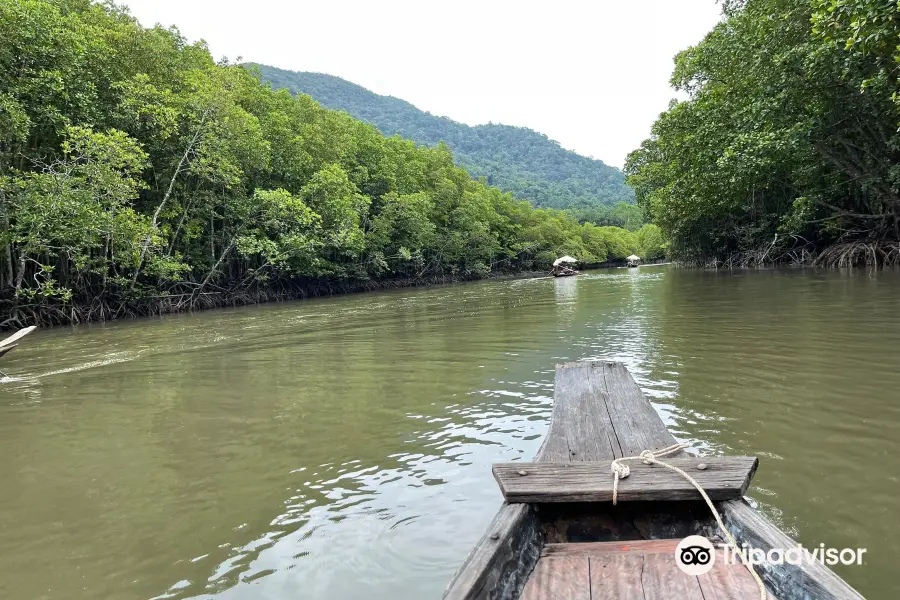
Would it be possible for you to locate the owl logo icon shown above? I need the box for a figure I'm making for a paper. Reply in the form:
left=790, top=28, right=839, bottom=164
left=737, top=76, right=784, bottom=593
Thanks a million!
left=676, top=535, right=716, bottom=575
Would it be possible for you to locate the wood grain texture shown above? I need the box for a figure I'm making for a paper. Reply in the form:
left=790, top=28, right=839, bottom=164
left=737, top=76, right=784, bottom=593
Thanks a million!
left=538, top=361, right=688, bottom=463
left=520, top=557, right=590, bottom=600
left=494, top=457, right=758, bottom=503
left=640, top=553, right=704, bottom=600
left=719, top=499, right=865, bottom=600
left=589, top=553, right=646, bottom=600
left=543, top=539, right=681, bottom=557
left=699, top=559, right=776, bottom=600
left=539, top=362, right=620, bottom=461
left=600, top=361, right=684, bottom=457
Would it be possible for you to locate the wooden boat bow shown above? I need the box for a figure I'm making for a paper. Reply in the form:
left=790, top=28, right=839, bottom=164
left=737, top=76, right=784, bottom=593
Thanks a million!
left=0, top=325, right=36, bottom=377
left=443, top=361, right=864, bottom=600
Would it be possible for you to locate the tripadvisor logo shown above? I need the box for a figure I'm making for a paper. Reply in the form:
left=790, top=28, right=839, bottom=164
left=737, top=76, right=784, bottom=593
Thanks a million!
left=675, top=535, right=868, bottom=575
left=676, top=535, right=716, bottom=575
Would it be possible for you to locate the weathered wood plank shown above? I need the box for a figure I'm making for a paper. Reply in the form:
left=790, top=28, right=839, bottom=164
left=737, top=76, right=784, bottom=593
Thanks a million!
left=600, top=361, right=686, bottom=457
left=0, top=325, right=36, bottom=348
left=543, top=539, right=681, bottom=557
left=588, top=553, right=646, bottom=600
left=640, top=553, right=704, bottom=600
left=719, top=500, right=865, bottom=600
left=442, top=504, right=541, bottom=600
left=540, top=362, right=621, bottom=461
left=520, top=556, right=591, bottom=600
left=494, top=457, right=758, bottom=503
left=698, top=559, right=776, bottom=600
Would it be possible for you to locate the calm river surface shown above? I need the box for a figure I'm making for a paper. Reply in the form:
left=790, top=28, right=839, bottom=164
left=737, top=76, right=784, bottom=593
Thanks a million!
left=1, top=266, right=899, bottom=599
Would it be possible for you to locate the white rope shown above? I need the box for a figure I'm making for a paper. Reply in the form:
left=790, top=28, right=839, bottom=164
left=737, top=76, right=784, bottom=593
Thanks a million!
left=611, top=443, right=767, bottom=600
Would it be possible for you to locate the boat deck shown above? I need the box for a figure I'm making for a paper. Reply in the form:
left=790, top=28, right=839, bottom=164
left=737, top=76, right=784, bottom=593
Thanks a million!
left=521, top=540, right=772, bottom=600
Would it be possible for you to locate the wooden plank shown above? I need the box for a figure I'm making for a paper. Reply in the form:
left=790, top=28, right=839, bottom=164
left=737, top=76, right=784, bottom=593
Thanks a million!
left=600, top=361, right=686, bottom=457
left=493, top=457, right=758, bottom=503
left=520, top=556, right=591, bottom=600
left=589, top=553, right=646, bottom=600
left=540, top=362, right=621, bottom=461
left=719, top=500, right=865, bottom=600
left=640, top=553, right=704, bottom=600
left=443, top=503, right=541, bottom=600
left=543, top=539, right=681, bottom=557
left=0, top=325, right=36, bottom=348
left=698, top=559, right=776, bottom=600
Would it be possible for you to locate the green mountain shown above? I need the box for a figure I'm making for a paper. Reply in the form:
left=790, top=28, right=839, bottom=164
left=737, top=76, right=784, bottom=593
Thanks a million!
left=254, top=64, right=635, bottom=212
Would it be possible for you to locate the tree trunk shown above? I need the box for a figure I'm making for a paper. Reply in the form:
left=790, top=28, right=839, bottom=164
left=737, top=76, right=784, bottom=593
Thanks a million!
left=0, top=188, right=13, bottom=289
left=131, top=107, right=211, bottom=290
left=192, top=238, right=235, bottom=303
left=15, top=254, right=25, bottom=291
left=167, top=198, right=195, bottom=256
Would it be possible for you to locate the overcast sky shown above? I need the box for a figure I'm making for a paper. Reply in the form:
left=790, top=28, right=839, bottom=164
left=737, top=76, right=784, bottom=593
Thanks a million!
left=120, top=0, right=722, bottom=168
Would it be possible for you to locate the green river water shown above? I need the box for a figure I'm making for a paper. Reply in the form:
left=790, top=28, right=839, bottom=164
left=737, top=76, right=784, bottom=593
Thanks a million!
left=1, top=266, right=898, bottom=599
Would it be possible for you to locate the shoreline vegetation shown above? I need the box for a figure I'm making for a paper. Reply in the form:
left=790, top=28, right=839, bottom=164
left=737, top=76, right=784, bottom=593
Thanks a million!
left=5, top=260, right=676, bottom=329
left=5, top=271, right=537, bottom=328
left=0, top=0, right=663, bottom=329
left=625, top=0, right=900, bottom=268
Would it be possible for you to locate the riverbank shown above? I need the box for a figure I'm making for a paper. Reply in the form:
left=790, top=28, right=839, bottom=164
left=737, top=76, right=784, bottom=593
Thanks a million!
left=670, top=241, right=900, bottom=269
left=0, top=269, right=550, bottom=330
left=9, top=242, right=896, bottom=330
left=584, top=256, right=668, bottom=269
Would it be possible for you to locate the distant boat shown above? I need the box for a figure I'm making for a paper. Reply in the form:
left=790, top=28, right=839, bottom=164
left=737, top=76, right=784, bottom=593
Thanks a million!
left=551, top=255, right=580, bottom=277
left=626, top=254, right=641, bottom=267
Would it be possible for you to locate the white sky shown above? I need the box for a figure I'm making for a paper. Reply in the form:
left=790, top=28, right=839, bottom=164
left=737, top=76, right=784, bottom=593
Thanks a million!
left=120, top=0, right=722, bottom=168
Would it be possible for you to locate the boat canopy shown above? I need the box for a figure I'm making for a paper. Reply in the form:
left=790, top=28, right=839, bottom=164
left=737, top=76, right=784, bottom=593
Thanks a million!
left=626, top=254, right=641, bottom=262
left=552, top=255, right=578, bottom=267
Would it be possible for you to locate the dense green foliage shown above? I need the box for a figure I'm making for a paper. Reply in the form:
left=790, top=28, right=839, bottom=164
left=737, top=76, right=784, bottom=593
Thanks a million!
left=625, top=0, right=900, bottom=266
left=566, top=201, right=646, bottom=231
left=255, top=66, right=636, bottom=212
left=0, top=0, right=659, bottom=325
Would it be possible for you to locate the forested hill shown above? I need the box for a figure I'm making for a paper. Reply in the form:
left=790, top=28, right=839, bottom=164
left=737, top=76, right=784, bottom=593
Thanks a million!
left=254, top=65, right=635, bottom=211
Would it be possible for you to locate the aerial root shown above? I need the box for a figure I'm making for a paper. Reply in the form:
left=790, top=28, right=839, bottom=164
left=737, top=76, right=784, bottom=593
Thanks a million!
left=676, top=241, right=900, bottom=268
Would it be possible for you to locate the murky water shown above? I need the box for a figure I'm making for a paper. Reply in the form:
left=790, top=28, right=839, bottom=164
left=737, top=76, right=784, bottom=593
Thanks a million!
left=1, top=267, right=898, bottom=599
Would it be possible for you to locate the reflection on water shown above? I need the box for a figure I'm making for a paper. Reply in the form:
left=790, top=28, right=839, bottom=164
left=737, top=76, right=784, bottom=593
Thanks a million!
left=1, top=267, right=898, bottom=599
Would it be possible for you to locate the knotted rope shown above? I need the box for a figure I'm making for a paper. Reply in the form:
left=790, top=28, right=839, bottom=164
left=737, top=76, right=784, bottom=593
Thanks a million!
left=611, top=443, right=767, bottom=600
